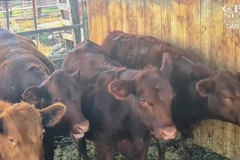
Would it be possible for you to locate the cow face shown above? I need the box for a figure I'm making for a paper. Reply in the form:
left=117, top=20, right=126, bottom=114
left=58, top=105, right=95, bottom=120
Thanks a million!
left=22, top=69, right=89, bottom=139
left=108, top=53, right=177, bottom=140
left=0, top=101, right=66, bottom=160
left=196, top=71, right=240, bottom=125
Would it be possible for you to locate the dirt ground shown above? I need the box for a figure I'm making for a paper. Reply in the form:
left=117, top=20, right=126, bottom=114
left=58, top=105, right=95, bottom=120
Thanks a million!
left=54, top=137, right=229, bottom=160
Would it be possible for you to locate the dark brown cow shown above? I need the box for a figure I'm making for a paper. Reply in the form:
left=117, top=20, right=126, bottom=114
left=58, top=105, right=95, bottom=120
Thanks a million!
left=101, top=31, right=240, bottom=160
left=0, top=101, right=66, bottom=160
left=62, top=40, right=177, bottom=160
left=101, top=30, right=194, bottom=69
left=0, top=29, right=89, bottom=160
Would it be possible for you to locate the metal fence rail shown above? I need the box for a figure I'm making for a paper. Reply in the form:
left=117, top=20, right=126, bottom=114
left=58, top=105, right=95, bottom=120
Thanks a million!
left=0, top=0, right=58, bottom=11
left=0, top=0, right=87, bottom=71
left=0, top=0, right=59, bottom=19
left=16, top=23, right=83, bottom=69
left=16, top=24, right=82, bottom=37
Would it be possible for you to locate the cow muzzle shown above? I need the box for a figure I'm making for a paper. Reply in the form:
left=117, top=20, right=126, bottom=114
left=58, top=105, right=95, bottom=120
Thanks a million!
left=70, top=120, right=90, bottom=139
left=153, top=126, right=177, bottom=140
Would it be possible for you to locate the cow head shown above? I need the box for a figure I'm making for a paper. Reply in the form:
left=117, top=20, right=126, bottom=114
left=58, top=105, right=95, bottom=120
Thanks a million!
left=196, top=71, right=240, bottom=125
left=0, top=101, right=66, bottom=160
left=22, top=69, right=89, bottom=139
left=108, top=53, right=177, bottom=140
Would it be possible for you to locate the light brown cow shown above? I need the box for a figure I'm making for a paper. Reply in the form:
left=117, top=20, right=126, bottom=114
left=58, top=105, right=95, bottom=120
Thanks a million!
left=0, top=101, right=66, bottom=160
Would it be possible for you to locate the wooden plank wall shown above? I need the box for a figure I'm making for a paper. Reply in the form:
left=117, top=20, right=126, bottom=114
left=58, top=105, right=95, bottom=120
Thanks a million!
left=86, top=0, right=240, bottom=159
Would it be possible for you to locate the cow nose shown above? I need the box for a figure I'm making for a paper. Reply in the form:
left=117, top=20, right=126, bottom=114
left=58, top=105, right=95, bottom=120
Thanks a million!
left=78, top=120, right=90, bottom=133
left=153, top=126, right=177, bottom=140
left=71, top=120, right=90, bottom=139
left=161, top=127, right=177, bottom=140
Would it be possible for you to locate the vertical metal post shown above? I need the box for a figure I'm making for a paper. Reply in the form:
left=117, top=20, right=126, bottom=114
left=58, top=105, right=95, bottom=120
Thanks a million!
left=32, top=0, right=38, bottom=30
left=82, top=0, right=89, bottom=39
left=69, top=0, right=81, bottom=45
left=5, top=0, right=10, bottom=30
left=32, top=0, right=40, bottom=49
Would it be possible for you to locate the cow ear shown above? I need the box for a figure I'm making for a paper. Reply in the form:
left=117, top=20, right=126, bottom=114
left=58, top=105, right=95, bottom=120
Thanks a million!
left=196, top=79, right=212, bottom=97
left=39, top=103, right=66, bottom=127
left=235, top=72, right=240, bottom=81
left=71, top=70, right=80, bottom=83
left=22, top=86, right=43, bottom=104
left=108, top=80, right=135, bottom=100
left=0, top=117, right=3, bottom=134
left=160, top=52, right=173, bottom=79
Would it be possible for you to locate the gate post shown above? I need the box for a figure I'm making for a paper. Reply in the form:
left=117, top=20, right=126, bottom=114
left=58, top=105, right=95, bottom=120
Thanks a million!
left=81, top=0, right=88, bottom=40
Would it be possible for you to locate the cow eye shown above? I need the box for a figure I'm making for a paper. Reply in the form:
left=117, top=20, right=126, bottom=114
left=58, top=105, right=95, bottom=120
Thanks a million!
left=141, top=98, right=146, bottom=103
left=9, top=139, right=14, bottom=143
left=9, top=139, right=18, bottom=148
left=53, top=99, right=60, bottom=102
left=140, top=98, right=149, bottom=107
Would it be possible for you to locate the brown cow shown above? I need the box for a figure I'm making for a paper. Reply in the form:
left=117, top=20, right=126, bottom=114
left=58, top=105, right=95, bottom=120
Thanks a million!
left=0, top=29, right=89, bottom=160
left=62, top=40, right=177, bottom=160
left=101, top=30, right=194, bottom=69
left=101, top=31, right=240, bottom=160
left=0, top=101, right=66, bottom=160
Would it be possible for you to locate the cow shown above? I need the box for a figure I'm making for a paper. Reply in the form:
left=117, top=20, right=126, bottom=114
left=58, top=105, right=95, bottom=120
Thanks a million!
left=101, top=30, right=194, bottom=69
left=0, top=101, right=66, bottom=160
left=0, top=29, right=89, bottom=160
left=62, top=40, right=177, bottom=160
left=100, top=30, right=240, bottom=160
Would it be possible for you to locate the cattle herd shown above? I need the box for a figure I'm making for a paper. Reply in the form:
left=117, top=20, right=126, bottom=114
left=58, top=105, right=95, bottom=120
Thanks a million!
left=0, top=28, right=240, bottom=160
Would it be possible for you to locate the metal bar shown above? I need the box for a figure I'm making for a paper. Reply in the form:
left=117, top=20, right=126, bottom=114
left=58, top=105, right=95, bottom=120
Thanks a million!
left=16, top=24, right=83, bottom=36
left=0, top=5, right=57, bottom=13
left=64, top=0, right=74, bottom=49
left=5, top=0, right=9, bottom=30
left=82, top=0, right=89, bottom=39
left=32, top=0, right=38, bottom=30
left=32, top=0, right=39, bottom=48
left=70, top=0, right=81, bottom=45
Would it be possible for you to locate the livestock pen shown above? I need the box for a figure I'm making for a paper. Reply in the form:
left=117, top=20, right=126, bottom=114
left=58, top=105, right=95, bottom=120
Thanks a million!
left=85, top=0, right=240, bottom=160
left=1, top=0, right=240, bottom=159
